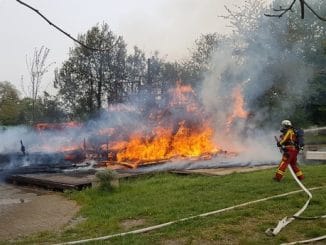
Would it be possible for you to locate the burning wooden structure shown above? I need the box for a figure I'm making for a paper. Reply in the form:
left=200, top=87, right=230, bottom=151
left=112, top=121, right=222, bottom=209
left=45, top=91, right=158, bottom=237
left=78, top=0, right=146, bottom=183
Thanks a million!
left=0, top=80, right=249, bottom=181
left=32, top=81, right=246, bottom=168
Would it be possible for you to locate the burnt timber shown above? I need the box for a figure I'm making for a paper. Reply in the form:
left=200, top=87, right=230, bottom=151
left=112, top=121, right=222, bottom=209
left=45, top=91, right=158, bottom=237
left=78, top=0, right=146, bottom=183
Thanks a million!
left=7, top=173, right=95, bottom=191
left=5, top=170, right=147, bottom=191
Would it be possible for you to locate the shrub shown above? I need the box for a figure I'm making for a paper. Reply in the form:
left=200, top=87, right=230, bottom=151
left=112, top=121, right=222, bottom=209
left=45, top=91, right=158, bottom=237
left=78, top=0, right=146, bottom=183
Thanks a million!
left=94, top=169, right=119, bottom=191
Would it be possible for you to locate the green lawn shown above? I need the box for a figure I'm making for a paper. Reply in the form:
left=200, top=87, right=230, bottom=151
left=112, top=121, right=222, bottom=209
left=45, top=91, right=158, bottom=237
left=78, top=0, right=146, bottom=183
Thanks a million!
left=5, top=163, right=326, bottom=245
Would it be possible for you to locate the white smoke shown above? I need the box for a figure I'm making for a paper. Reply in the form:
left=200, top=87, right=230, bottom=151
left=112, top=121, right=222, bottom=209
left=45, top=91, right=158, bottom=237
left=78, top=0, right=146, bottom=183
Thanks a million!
left=0, top=1, right=319, bottom=172
left=0, top=126, right=34, bottom=154
left=200, top=1, right=314, bottom=163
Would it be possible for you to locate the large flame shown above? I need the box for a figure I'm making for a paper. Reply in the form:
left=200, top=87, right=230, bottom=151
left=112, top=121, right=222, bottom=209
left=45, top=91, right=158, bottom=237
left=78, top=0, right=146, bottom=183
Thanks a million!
left=109, top=81, right=221, bottom=167
left=169, top=80, right=198, bottom=112
left=115, top=121, right=220, bottom=165
left=226, top=85, right=248, bottom=132
left=31, top=81, right=248, bottom=168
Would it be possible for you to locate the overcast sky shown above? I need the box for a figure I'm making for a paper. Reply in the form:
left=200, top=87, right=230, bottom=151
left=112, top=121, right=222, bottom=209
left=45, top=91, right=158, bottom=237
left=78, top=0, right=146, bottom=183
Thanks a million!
left=0, top=0, right=271, bottom=95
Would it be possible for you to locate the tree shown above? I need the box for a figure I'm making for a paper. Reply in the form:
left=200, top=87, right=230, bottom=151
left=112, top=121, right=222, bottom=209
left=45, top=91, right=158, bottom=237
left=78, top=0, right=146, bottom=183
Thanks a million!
left=144, top=52, right=182, bottom=104
left=17, top=92, right=67, bottom=124
left=16, top=97, right=35, bottom=124
left=106, top=36, right=127, bottom=105
left=23, top=46, right=53, bottom=123
left=265, top=0, right=326, bottom=21
left=181, top=33, right=222, bottom=85
left=125, top=46, right=147, bottom=95
left=54, top=23, right=128, bottom=118
left=216, top=0, right=326, bottom=127
left=39, top=92, right=68, bottom=122
left=0, top=81, right=20, bottom=125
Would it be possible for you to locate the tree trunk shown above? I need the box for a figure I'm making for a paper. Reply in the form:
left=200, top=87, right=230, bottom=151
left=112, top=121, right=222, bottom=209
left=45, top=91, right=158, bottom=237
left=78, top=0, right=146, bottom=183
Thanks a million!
left=89, top=78, right=94, bottom=113
left=300, top=0, right=304, bottom=19
left=97, top=54, right=103, bottom=109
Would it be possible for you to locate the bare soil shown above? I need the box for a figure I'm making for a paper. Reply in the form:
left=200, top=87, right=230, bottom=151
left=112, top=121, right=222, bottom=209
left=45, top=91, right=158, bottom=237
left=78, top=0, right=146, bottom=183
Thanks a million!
left=120, top=218, right=147, bottom=230
left=161, top=238, right=187, bottom=245
left=0, top=183, right=79, bottom=240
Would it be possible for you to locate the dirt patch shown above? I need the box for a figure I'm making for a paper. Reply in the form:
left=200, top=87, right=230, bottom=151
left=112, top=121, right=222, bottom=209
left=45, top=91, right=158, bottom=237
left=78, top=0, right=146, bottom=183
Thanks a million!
left=161, top=238, right=187, bottom=245
left=0, top=183, right=79, bottom=240
left=120, top=218, right=147, bottom=230
left=65, top=215, right=87, bottom=230
left=190, top=239, right=219, bottom=245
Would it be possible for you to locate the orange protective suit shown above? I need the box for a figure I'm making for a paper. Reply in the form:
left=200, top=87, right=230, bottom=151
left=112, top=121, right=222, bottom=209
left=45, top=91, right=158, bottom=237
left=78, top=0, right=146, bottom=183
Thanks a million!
left=274, top=128, right=304, bottom=181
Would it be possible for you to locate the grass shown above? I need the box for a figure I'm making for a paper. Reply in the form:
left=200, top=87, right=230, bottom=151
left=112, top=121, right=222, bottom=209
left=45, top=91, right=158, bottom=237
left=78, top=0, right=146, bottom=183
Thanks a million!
left=3, top=163, right=326, bottom=245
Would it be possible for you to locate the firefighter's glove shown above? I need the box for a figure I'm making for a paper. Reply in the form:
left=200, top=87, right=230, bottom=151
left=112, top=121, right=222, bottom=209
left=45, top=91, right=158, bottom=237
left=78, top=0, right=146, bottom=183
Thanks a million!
left=276, top=142, right=281, bottom=147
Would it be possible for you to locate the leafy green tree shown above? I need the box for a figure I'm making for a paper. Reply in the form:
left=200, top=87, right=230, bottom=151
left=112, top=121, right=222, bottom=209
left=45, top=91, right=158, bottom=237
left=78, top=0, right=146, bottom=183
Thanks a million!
left=273, top=0, right=326, bottom=126
left=0, top=81, right=20, bottom=125
left=106, top=36, right=127, bottom=105
left=182, top=33, right=222, bottom=85
left=54, top=23, right=127, bottom=118
left=125, top=46, right=147, bottom=94
left=39, top=92, right=68, bottom=122
left=17, top=93, right=67, bottom=124
left=146, top=52, right=182, bottom=102
left=221, top=0, right=326, bottom=127
left=16, top=97, right=35, bottom=124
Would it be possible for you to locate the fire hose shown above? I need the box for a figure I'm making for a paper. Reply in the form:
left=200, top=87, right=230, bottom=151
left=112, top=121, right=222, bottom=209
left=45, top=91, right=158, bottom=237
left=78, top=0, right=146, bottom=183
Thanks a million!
left=266, top=165, right=326, bottom=244
left=54, top=185, right=326, bottom=245
left=265, top=138, right=326, bottom=244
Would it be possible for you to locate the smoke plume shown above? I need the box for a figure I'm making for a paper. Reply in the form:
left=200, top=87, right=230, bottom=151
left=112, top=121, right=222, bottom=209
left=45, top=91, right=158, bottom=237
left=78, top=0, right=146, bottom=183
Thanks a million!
left=200, top=1, right=314, bottom=163
left=0, top=1, right=319, bottom=173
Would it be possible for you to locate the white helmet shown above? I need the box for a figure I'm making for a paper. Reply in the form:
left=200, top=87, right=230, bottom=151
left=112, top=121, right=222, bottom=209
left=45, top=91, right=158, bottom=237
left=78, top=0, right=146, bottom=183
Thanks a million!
left=281, top=120, right=292, bottom=127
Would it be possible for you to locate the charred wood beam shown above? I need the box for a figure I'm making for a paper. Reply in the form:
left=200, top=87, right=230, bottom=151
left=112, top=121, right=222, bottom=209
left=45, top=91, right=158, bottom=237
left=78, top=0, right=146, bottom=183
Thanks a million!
left=265, top=0, right=326, bottom=21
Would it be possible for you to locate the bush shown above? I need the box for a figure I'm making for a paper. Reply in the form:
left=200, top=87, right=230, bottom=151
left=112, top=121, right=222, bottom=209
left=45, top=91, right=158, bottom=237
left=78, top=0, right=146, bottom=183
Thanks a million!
left=94, top=169, right=119, bottom=191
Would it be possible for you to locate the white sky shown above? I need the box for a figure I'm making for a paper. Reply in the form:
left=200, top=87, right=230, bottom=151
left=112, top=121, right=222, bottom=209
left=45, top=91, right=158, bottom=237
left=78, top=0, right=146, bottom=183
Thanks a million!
left=0, top=0, right=271, bottom=95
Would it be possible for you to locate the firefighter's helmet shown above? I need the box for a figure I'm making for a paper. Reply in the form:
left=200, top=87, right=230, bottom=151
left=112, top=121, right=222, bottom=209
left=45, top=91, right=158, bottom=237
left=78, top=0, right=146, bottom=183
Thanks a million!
left=281, top=120, right=292, bottom=127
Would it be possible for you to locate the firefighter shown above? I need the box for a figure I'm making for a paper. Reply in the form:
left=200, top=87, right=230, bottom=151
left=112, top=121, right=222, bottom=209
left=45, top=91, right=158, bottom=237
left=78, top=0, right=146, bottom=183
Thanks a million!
left=274, top=120, right=304, bottom=181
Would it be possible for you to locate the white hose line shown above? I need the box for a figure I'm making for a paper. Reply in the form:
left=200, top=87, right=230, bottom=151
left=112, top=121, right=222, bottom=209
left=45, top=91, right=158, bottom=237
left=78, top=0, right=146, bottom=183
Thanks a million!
left=265, top=166, right=311, bottom=236
left=266, top=165, right=326, bottom=245
left=54, top=186, right=325, bottom=245
left=281, top=235, right=326, bottom=245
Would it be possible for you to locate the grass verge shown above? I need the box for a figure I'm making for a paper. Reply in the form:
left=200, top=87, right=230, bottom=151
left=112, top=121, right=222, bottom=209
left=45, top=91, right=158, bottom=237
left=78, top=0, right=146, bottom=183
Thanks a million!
left=4, top=163, right=326, bottom=245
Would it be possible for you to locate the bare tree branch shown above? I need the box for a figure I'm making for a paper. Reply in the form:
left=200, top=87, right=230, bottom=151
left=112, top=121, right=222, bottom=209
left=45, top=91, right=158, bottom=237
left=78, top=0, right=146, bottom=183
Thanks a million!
left=24, top=46, right=54, bottom=123
left=16, top=0, right=112, bottom=51
left=264, top=0, right=297, bottom=18
left=264, top=0, right=326, bottom=21
left=304, top=1, right=326, bottom=21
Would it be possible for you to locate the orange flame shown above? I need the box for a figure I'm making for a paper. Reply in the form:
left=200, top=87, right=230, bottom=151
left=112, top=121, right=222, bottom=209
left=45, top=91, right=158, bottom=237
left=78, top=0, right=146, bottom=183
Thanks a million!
left=168, top=121, right=219, bottom=157
left=116, top=122, right=220, bottom=165
left=114, top=81, right=221, bottom=166
left=226, top=86, right=248, bottom=131
left=169, top=80, right=198, bottom=112
left=32, top=81, right=241, bottom=167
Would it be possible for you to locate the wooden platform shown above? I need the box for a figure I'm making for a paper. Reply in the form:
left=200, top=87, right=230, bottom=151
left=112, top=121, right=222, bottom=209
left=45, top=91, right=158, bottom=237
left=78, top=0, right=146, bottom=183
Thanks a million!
left=6, top=170, right=149, bottom=191
left=6, top=165, right=277, bottom=191
left=7, top=173, right=96, bottom=191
